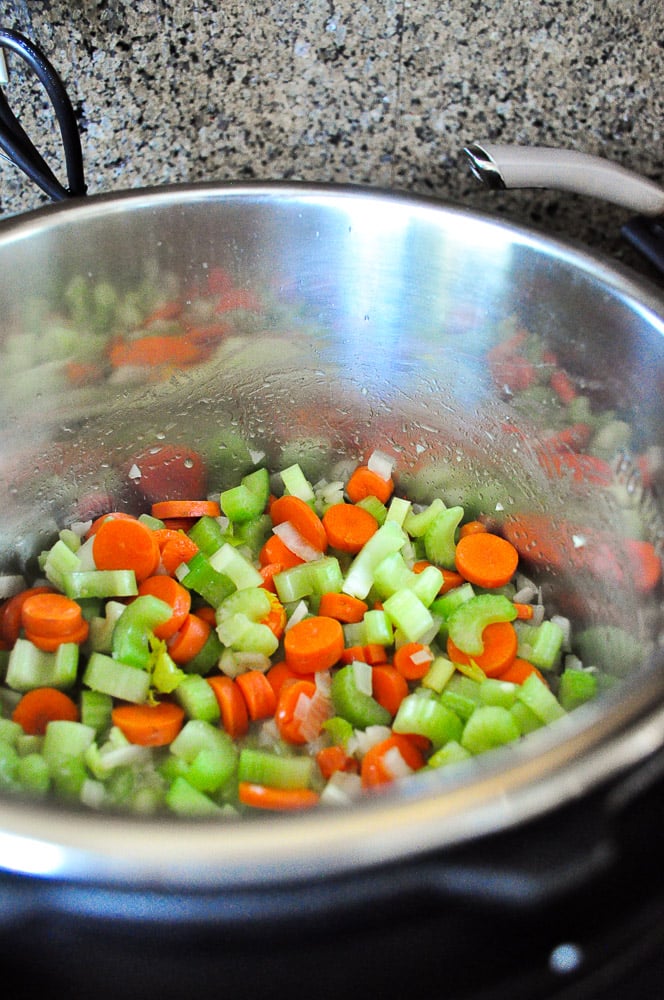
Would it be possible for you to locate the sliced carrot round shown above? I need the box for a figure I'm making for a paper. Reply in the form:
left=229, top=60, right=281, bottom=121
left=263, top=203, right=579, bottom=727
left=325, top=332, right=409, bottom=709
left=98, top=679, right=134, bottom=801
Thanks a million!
left=275, top=678, right=317, bottom=744
left=111, top=700, right=185, bottom=746
left=24, top=620, right=89, bottom=652
left=284, top=615, right=345, bottom=674
left=166, top=613, right=211, bottom=664
left=238, top=782, right=320, bottom=811
left=236, top=670, right=278, bottom=721
left=345, top=465, right=394, bottom=505
left=317, top=591, right=368, bottom=624
left=371, top=664, right=409, bottom=716
left=207, top=675, right=249, bottom=738
left=92, top=517, right=161, bottom=583
left=0, top=586, right=57, bottom=647
left=151, top=499, right=221, bottom=520
left=322, top=503, right=379, bottom=553
left=447, top=620, right=518, bottom=678
left=454, top=531, right=519, bottom=588
left=21, top=592, right=85, bottom=638
left=393, top=641, right=434, bottom=681
left=259, top=534, right=305, bottom=570
left=12, top=687, right=79, bottom=735
left=269, top=495, right=327, bottom=553
left=138, top=575, right=191, bottom=639
left=361, top=733, right=425, bottom=789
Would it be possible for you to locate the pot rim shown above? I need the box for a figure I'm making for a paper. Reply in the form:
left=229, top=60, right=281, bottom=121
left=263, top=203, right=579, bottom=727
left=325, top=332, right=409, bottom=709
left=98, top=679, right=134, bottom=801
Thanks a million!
left=0, top=181, right=663, bottom=890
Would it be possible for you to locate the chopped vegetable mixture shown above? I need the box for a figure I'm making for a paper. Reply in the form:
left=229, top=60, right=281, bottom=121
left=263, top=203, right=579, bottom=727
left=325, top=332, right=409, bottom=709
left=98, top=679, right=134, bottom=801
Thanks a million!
left=1, top=448, right=654, bottom=818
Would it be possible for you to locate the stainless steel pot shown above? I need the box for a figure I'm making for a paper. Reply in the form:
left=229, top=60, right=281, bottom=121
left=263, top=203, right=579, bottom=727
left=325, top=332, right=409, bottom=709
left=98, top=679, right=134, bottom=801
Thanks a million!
left=0, top=182, right=663, bottom=933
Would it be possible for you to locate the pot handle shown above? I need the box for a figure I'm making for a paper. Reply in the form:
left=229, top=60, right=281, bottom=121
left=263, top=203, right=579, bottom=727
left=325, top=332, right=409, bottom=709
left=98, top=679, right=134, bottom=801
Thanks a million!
left=463, top=142, right=664, bottom=216
left=0, top=28, right=86, bottom=202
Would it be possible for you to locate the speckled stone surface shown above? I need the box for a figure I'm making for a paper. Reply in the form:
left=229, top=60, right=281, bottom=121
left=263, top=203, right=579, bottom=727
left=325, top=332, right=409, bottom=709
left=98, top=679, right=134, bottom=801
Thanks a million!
left=1, top=0, right=663, bottom=280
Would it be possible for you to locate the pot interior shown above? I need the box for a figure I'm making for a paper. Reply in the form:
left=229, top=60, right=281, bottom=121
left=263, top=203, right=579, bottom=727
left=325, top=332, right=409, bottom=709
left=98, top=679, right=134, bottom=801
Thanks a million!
left=0, top=184, right=662, bottom=882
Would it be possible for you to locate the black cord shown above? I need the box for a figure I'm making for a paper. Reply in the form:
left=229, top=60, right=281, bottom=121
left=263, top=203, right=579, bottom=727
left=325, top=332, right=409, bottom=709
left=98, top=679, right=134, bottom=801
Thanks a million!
left=0, top=27, right=86, bottom=201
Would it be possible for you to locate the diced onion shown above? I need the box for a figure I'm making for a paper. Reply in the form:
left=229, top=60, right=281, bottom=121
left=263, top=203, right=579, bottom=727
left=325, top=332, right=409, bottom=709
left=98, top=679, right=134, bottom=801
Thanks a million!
left=272, top=521, right=323, bottom=562
left=320, top=771, right=363, bottom=805
left=382, top=745, right=414, bottom=780
left=348, top=724, right=392, bottom=758
left=367, top=449, right=395, bottom=482
left=410, top=647, right=434, bottom=666
left=284, top=600, right=309, bottom=630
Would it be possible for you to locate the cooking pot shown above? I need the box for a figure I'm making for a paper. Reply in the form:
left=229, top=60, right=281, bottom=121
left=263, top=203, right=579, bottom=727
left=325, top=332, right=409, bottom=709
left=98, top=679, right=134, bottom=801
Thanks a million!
left=0, top=27, right=663, bottom=1000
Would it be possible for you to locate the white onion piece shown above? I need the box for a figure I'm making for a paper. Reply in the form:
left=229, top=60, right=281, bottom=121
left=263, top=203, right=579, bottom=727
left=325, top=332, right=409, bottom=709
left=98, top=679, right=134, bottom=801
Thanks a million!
left=348, top=724, right=392, bottom=758
left=69, top=520, right=92, bottom=538
left=320, top=771, right=363, bottom=805
left=410, top=647, right=434, bottom=666
left=367, top=449, right=395, bottom=481
left=272, top=521, right=323, bottom=562
left=284, top=600, right=309, bottom=630
left=382, top=746, right=413, bottom=780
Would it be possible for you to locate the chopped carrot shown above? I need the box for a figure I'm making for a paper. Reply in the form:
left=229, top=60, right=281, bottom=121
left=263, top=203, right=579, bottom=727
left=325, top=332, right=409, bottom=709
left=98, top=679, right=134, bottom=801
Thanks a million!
left=20, top=592, right=85, bottom=639
left=214, top=287, right=261, bottom=313
left=166, top=613, right=211, bottom=664
left=498, top=657, right=547, bottom=686
left=153, top=528, right=199, bottom=576
left=322, top=502, right=379, bottom=553
left=371, top=664, right=409, bottom=716
left=284, top=615, right=345, bottom=674
left=238, top=782, right=320, bottom=811
left=194, top=605, right=217, bottom=627
left=142, top=299, right=183, bottom=326
left=625, top=538, right=662, bottom=593
left=454, top=531, right=519, bottom=589
left=541, top=423, right=593, bottom=453
left=513, top=602, right=535, bottom=621
left=261, top=595, right=287, bottom=640
left=65, top=360, right=104, bottom=386
left=459, top=520, right=488, bottom=539
left=24, top=620, right=90, bottom=652
left=317, top=591, right=369, bottom=624
left=111, top=700, right=185, bottom=746
left=265, top=661, right=311, bottom=698
left=316, top=745, right=359, bottom=779
left=549, top=368, right=577, bottom=404
left=486, top=329, right=529, bottom=363
left=12, top=687, right=79, bottom=735
left=258, top=562, right=284, bottom=592
left=0, top=586, right=57, bottom=647
left=92, top=517, right=161, bottom=583
left=108, top=334, right=203, bottom=369
left=275, top=678, right=317, bottom=744
left=207, top=675, right=249, bottom=738
left=236, top=670, right=278, bottom=721
left=447, top=620, right=518, bottom=678
left=361, top=733, right=425, bottom=789
left=151, top=499, right=221, bottom=521
left=340, top=643, right=388, bottom=666
left=393, top=641, right=435, bottom=681
left=259, top=534, right=304, bottom=570
left=345, top=465, right=394, bottom=505
left=269, top=495, right=328, bottom=553
left=537, top=451, right=614, bottom=486
left=137, top=575, right=192, bottom=639
left=85, top=511, right=137, bottom=538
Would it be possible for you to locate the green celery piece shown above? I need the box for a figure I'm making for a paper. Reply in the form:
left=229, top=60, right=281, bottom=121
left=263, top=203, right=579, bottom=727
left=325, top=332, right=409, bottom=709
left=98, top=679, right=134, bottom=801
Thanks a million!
left=6, top=639, right=79, bottom=692
left=447, top=594, right=517, bottom=656
left=43, top=538, right=81, bottom=590
left=63, top=569, right=138, bottom=600
left=0, top=742, right=19, bottom=791
left=186, top=747, right=237, bottom=794
left=151, top=642, right=186, bottom=692
left=0, top=719, right=21, bottom=745
left=427, top=740, right=472, bottom=769
left=174, top=674, right=221, bottom=723
left=516, top=672, right=566, bottom=724
left=510, top=700, right=544, bottom=735
left=83, top=651, right=151, bottom=703
left=182, top=628, right=225, bottom=673
left=280, top=463, right=315, bottom=502
left=424, top=506, right=464, bottom=568
left=233, top=514, right=272, bottom=555
left=528, top=619, right=565, bottom=671
left=79, top=690, right=113, bottom=734
left=330, top=664, right=391, bottom=730
left=166, top=776, right=225, bottom=816
left=460, top=705, right=521, bottom=754
left=170, top=718, right=236, bottom=762
left=187, top=516, right=227, bottom=556
left=322, top=715, right=354, bottom=749
left=217, top=587, right=272, bottom=623
left=42, top=720, right=96, bottom=772
left=393, top=694, right=463, bottom=747
left=356, top=495, right=387, bottom=525
left=404, top=498, right=447, bottom=537
left=430, top=582, right=475, bottom=621
left=385, top=496, right=411, bottom=527
left=479, top=678, right=518, bottom=709
left=421, top=655, right=456, bottom=693
left=411, top=564, right=444, bottom=607
left=558, top=669, right=598, bottom=711
left=372, top=552, right=412, bottom=597
left=238, top=747, right=314, bottom=790
left=308, top=556, right=344, bottom=594
left=112, top=595, right=172, bottom=669
left=180, top=552, right=236, bottom=608
left=342, top=520, right=407, bottom=599
left=362, top=609, right=394, bottom=646
left=383, top=588, right=433, bottom=643
left=220, top=467, right=270, bottom=523
left=273, top=563, right=313, bottom=604
left=16, top=753, right=50, bottom=795
left=209, top=543, right=263, bottom=589
left=216, top=613, right=279, bottom=657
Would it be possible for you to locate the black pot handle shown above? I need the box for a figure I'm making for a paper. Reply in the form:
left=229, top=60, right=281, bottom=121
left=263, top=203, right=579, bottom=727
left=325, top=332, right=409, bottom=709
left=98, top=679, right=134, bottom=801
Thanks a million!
left=0, top=28, right=86, bottom=202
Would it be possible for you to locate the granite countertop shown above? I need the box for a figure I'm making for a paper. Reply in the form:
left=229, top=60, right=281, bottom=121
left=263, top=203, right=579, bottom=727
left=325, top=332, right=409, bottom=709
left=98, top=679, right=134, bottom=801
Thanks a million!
left=1, top=0, right=663, bottom=282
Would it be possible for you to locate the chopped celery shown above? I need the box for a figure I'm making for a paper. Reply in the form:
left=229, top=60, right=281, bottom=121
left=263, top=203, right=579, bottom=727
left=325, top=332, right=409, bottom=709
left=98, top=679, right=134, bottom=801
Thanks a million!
left=356, top=495, right=388, bottom=525
left=421, top=655, right=456, bottom=693
left=6, top=639, right=79, bottom=692
left=430, top=582, right=475, bottom=621
left=220, top=467, right=270, bottom=523
left=382, top=589, right=433, bottom=643
left=461, top=706, right=521, bottom=754
left=63, top=569, right=138, bottom=600
left=447, top=594, right=517, bottom=656
left=342, top=520, right=407, bottom=599
left=362, top=609, right=394, bottom=646
left=558, top=669, right=598, bottom=711
left=187, top=516, right=227, bottom=556
left=404, top=498, right=446, bottom=537
left=79, top=690, right=113, bottom=734
left=209, top=543, right=263, bottom=589
left=174, top=674, right=221, bottom=723
left=428, top=740, right=472, bottom=769
left=392, top=693, right=463, bottom=747
left=83, top=652, right=151, bottom=703
left=424, top=506, right=464, bottom=567
left=112, top=595, right=172, bottom=669
left=330, top=664, right=391, bottom=730
left=516, top=673, right=566, bottom=724
left=180, top=552, right=236, bottom=607
left=166, top=776, right=225, bottom=816
left=238, top=747, right=314, bottom=790
left=280, top=463, right=315, bottom=503
left=479, top=678, right=518, bottom=709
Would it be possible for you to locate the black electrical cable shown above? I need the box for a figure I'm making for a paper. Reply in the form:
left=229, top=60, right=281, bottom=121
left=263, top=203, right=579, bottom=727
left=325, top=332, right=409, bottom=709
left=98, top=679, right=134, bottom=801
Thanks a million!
left=0, top=27, right=86, bottom=201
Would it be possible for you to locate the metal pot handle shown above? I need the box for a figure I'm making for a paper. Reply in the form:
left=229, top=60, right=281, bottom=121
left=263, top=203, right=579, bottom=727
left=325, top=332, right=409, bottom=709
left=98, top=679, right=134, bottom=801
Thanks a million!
left=463, top=141, right=664, bottom=275
left=0, top=28, right=86, bottom=202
